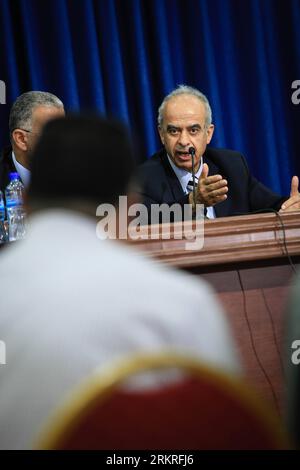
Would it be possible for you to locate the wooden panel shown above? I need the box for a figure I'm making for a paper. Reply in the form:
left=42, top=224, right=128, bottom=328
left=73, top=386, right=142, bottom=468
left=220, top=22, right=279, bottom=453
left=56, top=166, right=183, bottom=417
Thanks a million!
left=218, top=283, right=287, bottom=413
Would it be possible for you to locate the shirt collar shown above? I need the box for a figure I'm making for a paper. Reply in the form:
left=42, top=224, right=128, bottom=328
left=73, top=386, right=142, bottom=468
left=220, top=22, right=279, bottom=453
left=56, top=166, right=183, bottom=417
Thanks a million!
left=12, top=152, right=31, bottom=188
left=167, top=154, right=203, bottom=193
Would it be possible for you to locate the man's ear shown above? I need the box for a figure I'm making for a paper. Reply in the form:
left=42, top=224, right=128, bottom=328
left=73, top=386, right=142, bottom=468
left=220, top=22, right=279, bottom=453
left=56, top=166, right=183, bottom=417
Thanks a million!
left=158, top=126, right=165, bottom=146
left=206, top=124, right=214, bottom=144
left=12, top=130, right=28, bottom=152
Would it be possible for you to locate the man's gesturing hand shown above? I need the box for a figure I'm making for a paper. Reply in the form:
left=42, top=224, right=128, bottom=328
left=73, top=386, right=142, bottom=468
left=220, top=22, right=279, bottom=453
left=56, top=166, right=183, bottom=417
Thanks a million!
left=279, top=176, right=300, bottom=212
left=188, top=163, right=228, bottom=207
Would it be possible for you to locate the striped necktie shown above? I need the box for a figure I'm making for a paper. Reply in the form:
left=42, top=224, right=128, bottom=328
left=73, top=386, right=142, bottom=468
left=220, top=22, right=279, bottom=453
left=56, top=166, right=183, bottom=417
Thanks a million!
left=186, top=175, right=198, bottom=193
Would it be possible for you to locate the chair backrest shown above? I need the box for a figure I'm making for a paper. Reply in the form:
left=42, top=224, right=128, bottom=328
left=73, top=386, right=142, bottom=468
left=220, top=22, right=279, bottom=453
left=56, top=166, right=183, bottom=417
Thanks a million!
left=36, top=354, right=289, bottom=450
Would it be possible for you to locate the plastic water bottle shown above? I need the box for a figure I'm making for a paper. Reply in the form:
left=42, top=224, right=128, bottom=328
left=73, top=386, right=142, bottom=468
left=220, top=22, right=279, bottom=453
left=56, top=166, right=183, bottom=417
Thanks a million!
left=5, top=172, right=26, bottom=242
left=0, top=190, right=8, bottom=244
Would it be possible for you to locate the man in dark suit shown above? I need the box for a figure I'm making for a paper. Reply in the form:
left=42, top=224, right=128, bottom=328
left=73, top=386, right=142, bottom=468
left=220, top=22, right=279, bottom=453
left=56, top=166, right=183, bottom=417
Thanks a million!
left=138, top=85, right=300, bottom=222
left=0, top=91, right=65, bottom=193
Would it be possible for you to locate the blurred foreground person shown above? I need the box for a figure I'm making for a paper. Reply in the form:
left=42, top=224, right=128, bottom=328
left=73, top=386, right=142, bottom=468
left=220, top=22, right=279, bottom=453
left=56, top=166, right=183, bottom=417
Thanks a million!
left=0, top=115, right=240, bottom=449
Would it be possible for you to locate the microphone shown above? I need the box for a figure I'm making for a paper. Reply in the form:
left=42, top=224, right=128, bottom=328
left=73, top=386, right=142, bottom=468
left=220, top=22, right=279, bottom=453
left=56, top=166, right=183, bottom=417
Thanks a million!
left=188, top=147, right=197, bottom=214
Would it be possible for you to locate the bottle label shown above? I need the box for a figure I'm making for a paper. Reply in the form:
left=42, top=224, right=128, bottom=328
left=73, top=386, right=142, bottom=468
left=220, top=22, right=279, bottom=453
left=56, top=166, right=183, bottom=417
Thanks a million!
left=6, top=199, right=22, bottom=208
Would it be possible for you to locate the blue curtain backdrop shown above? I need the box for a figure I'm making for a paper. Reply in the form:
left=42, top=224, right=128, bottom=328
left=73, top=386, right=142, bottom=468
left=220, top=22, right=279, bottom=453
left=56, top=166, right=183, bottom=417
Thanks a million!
left=0, top=0, right=299, bottom=195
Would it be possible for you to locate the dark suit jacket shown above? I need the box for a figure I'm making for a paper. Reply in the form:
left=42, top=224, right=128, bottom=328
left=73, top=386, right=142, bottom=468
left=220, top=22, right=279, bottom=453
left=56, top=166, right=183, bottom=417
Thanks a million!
left=137, top=147, right=286, bottom=220
left=0, top=146, right=15, bottom=194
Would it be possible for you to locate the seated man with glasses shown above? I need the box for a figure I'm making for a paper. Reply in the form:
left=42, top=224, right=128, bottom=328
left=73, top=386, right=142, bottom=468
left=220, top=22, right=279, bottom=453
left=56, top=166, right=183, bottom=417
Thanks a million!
left=137, top=85, right=300, bottom=223
left=0, top=91, right=65, bottom=192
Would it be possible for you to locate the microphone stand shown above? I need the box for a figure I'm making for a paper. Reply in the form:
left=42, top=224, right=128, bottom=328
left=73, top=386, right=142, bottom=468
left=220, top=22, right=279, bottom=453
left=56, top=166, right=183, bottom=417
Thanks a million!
left=189, top=147, right=197, bottom=215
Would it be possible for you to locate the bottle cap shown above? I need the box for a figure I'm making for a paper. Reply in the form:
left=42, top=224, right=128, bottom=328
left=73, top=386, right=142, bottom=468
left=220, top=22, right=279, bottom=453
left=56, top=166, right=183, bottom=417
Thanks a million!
left=9, top=172, right=20, bottom=181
